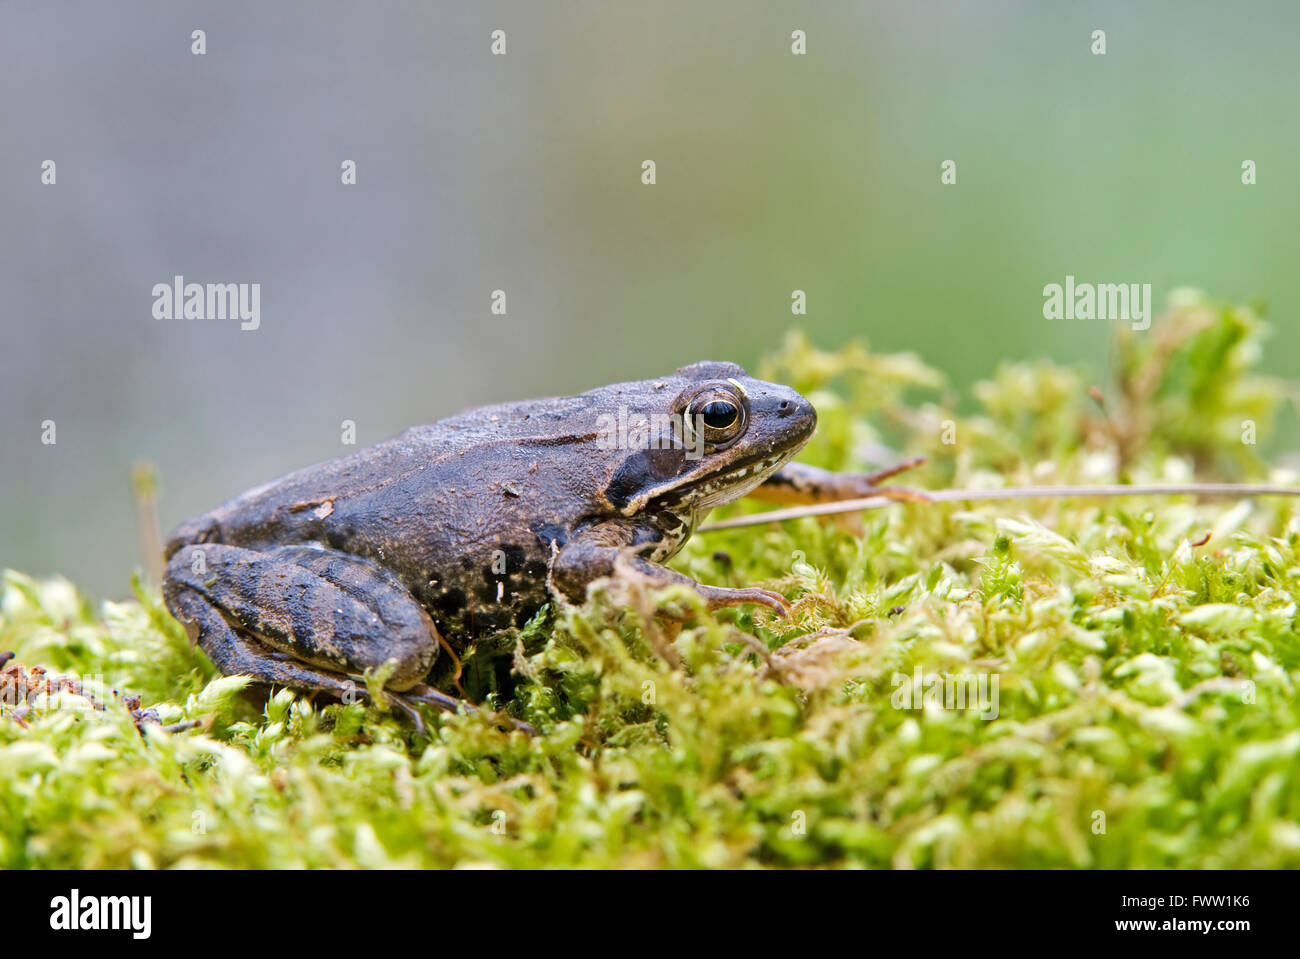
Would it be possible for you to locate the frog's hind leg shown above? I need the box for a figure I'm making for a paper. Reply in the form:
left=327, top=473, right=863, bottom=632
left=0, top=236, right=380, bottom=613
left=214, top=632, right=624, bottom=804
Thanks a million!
left=165, top=582, right=360, bottom=698
left=163, top=543, right=482, bottom=730
left=165, top=543, right=440, bottom=688
left=170, top=595, right=446, bottom=732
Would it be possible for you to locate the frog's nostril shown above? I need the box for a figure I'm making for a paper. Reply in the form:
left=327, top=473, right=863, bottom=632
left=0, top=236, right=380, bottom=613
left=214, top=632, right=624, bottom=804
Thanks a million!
left=778, top=400, right=791, bottom=414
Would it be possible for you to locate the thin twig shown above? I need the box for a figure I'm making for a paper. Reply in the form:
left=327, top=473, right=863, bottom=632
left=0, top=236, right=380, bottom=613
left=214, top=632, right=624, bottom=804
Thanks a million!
left=698, top=483, right=1300, bottom=532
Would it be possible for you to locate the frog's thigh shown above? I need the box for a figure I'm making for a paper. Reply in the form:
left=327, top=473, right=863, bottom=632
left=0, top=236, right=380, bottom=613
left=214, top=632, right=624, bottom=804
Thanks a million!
left=165, top=583, right=361, bottom=697
left=163, top=544, right=439, bottom=690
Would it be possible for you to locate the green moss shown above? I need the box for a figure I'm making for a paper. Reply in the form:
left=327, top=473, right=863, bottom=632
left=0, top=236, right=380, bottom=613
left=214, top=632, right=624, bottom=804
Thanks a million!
left=4, top=290, right=1300, bottom=868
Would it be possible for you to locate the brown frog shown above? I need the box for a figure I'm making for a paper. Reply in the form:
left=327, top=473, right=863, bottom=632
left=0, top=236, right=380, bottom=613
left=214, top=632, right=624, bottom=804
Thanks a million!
left=162, top=362, right=922, bottom=725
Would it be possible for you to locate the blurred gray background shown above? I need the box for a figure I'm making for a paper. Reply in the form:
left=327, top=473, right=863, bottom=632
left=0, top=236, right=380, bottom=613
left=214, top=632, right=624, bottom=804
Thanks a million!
left=3, top=0, right=1299, bottom=597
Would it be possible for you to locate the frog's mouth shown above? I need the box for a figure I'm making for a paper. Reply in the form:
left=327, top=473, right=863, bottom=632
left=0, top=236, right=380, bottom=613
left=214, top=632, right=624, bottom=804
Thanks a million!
left=659, top=447, right=799, bottom=511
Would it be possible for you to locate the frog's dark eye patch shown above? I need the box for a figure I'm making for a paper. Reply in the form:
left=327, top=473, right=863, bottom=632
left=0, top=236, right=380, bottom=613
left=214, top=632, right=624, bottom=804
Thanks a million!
left=606, top=447, right=689, bottom=510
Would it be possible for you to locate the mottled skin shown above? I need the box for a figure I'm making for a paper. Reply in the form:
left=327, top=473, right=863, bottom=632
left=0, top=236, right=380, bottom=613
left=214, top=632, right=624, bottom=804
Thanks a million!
left=162, top=362, right=922, bottom=724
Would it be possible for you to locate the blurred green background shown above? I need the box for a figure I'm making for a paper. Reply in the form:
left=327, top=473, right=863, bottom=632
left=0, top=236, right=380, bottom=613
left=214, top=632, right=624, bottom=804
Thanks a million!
left=2, top=0, right=1298, bottom=596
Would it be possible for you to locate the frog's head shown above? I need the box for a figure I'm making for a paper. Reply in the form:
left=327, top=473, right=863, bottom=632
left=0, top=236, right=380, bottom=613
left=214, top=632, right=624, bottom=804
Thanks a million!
left=601, top=361, right=818, bottom=516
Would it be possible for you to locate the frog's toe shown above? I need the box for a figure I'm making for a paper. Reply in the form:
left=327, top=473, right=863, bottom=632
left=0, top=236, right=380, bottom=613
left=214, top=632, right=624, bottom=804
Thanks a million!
left=697, top=584, right=791, bottom=617
left=398, top=682, right=472, bottom=718
left=402, top=683, right=536, bottom=736
left=859, top=456, right=927, bottom=486
left=871, top=486, right=933, bottom=504
left=384, top=691, right=427, bottom=736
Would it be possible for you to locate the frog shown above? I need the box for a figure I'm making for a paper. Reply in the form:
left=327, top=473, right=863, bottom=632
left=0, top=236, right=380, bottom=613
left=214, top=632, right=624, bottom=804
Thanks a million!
left=162, top=361, right=924, bottom=728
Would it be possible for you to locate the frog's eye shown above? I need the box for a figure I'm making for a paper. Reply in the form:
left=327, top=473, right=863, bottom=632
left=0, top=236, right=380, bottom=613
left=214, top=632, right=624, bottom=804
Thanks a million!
left=685, top=389, right=747, bottom=446
left=700, top=400, right=739, bottom=430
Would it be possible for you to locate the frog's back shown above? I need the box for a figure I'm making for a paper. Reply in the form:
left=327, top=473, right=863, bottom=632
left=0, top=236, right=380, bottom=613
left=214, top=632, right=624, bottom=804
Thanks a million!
left=164, top=389, right=610, bottom=556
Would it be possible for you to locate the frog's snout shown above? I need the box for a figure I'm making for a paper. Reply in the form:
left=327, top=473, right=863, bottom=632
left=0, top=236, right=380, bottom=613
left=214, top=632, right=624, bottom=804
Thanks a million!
left=770, top=391, right=818, bottom=443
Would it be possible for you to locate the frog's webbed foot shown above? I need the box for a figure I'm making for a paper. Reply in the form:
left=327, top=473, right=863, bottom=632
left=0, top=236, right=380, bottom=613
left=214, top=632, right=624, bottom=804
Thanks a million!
left=750, top=458, right=931, bottom=505
left=163, top=543, right=516, bottom=733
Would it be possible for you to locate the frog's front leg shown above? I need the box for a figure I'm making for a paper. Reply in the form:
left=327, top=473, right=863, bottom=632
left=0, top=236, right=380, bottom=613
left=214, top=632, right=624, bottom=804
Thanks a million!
left=551, top=522, right=789, bottom=615
left=749, top=459, right=929, bottom=505
left=163, top=543, right=472, bottom=724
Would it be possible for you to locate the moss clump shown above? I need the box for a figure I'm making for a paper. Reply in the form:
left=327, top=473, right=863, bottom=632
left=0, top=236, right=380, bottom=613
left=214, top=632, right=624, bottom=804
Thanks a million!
left=5, top=290, right=1300, bottom=868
